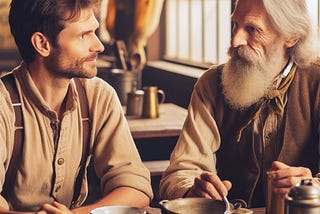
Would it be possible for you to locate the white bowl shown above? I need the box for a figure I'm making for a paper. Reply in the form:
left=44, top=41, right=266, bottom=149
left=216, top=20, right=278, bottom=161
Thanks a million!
left=90, top=206, right=146, bottom=214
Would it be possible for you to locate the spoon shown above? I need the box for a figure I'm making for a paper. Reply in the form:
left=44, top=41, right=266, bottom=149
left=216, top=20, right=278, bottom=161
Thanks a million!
left=223, top=196, right=232, bottom=214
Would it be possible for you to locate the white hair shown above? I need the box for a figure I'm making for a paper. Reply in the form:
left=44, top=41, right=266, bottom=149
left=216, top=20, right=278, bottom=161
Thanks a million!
left=262, top=0, right=320, bottom=67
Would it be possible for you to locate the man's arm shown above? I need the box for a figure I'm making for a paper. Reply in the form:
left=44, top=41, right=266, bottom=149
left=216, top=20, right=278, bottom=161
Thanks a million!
left=159, top=72, right=221, bottom=200
left=0, top=187, right=149, bottom=214
left=27, top=187, right=149, bottom=214
left=71, top=187, right=149, bottom=214
left=0, top=207, right=36, bottom=214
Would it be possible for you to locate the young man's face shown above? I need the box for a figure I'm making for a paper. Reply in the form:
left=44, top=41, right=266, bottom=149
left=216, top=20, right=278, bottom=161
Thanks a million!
left=45, top=8, right=104, bottom=79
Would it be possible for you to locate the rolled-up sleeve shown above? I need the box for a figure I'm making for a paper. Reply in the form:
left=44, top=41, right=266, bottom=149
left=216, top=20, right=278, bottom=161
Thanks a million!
left=87, top=79, right=153, bottom=200
left=159, top=74, right=221, bottom=200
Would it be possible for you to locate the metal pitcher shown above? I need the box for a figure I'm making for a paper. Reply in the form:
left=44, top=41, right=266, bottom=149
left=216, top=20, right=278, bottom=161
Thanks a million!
left=103, top=69, right=141, bottom=105
left=142, top=86, right=165, bottom=118
left=285, top=178, right=320, bottom=214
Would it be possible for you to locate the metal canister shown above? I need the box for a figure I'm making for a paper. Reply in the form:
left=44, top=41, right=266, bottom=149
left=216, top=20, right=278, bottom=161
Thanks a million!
left=126, top=90, right=144, bottom=116
left=266, top=170, right=285, bottom=214
left=285, top=178, right=320, bottom=214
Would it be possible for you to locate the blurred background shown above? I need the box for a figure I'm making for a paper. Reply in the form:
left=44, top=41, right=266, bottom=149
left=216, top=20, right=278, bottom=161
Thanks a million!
left=1, top=0, right=319, bottom=108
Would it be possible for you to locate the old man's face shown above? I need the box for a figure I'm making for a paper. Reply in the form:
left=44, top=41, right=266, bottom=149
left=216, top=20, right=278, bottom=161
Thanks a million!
left=221, top=0, right=289, bottom=109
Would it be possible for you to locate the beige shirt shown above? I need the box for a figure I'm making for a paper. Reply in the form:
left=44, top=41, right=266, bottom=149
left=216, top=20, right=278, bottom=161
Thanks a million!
left=0, top=64, right=152, bottom=211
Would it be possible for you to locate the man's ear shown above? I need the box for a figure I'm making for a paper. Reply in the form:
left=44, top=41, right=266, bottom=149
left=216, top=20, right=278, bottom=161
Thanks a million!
left=30, top=32, right=51, bottom=57
left=285, top=36, right=299, bottom=48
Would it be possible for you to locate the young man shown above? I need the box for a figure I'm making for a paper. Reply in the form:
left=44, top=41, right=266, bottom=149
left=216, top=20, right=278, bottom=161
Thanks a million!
left=160, top=0, right=320, bottom=208
left=0, top=0, right=152, bottom=213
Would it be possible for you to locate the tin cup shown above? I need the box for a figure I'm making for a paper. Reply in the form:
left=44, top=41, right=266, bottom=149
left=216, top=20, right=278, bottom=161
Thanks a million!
left=266, top=170, right=284, bottom=214
left=126, top=90, right=144, bottom=117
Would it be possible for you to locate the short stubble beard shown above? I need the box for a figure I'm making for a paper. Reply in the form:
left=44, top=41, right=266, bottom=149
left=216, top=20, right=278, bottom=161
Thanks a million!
left=45, top=46, right=97, bottom=79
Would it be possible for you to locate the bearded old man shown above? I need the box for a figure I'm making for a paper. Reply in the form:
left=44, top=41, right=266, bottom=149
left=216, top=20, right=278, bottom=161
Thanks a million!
left=159, top=0, right=320, bottom=208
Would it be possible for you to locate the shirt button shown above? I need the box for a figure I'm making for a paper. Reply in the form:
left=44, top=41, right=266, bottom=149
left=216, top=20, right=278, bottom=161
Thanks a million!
left=57, top=158, right=64, bottom=165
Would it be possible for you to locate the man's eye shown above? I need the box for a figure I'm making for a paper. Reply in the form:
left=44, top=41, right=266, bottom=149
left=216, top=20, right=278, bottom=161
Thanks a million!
left=246, top=26, right=258, bottom=34
left=231, top=23, right=238, bottom=37
left=81, top=32, right=91, bottom=39
left=232, top=22, right=238, bottom=33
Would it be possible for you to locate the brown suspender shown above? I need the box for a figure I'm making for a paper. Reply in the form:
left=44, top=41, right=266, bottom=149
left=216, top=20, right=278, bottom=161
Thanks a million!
left=72, top=78, right=91, bottom=203
left=1, top=74, right=90, bottom=203
left=2, top=73, right=24, bottom=199
left=73, top=78, right=90, bottom=156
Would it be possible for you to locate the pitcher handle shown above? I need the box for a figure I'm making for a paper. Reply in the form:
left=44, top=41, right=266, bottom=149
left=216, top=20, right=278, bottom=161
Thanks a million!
left=157, top=89, right=166, bottom=104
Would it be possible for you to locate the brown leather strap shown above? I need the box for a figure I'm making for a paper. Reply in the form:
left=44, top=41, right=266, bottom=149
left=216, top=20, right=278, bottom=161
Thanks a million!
left=2, top=73, right=24, bottom=199
left=72, top=78, right=91, bottom=202
left=74, top=78, right=90, bottom=164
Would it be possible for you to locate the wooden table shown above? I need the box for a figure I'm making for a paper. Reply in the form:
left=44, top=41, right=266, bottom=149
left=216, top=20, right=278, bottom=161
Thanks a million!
left=145, top=207, right=266, bottom=214
left=125, top=103, right=188, bottom=206
left=126, top=103, right=188, bottom=139
left=125, top=103, right=187, bottom=172
left=146, top=207, right=266, bottom=214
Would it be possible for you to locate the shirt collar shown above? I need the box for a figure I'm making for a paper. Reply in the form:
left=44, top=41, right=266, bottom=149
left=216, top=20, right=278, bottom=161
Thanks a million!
left=282, top=59, right=294, bottom=77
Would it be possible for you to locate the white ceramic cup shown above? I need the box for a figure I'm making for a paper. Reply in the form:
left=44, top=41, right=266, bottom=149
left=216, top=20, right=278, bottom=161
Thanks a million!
left=90, top=206, right=146, bottom=214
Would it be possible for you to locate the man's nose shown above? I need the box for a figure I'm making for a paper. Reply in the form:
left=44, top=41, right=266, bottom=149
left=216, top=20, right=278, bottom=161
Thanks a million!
left=231, top=28, right=248, bottom=48
left=91, top=35, right=105, bottom=53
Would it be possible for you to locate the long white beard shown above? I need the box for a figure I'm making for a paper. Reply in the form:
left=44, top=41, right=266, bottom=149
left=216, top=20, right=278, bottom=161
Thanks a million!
left=221, top=46, right=280, bottom=110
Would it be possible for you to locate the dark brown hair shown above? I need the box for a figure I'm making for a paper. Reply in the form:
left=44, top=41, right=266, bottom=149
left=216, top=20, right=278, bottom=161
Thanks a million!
left=9, top=0, right=100, bottom=64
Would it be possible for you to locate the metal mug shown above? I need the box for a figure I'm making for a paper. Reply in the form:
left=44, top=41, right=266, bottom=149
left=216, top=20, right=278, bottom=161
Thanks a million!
left=104, top=69, right=141, bottom=105
left=126, top=90, right=144, bottom=116
left=142, top=86, right=165, bottom=118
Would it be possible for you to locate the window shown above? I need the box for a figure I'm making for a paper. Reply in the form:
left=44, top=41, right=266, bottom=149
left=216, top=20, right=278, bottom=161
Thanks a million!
left=165, top=0, right=232, bottom=66
left=164, top=0, right=320, bottom=67
left=306, top=0, right=319, bottom=28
